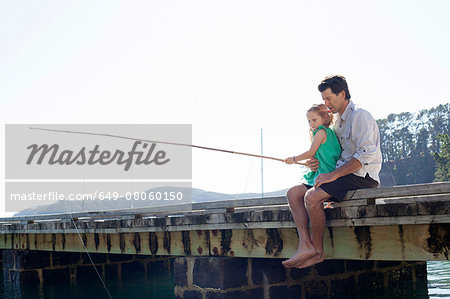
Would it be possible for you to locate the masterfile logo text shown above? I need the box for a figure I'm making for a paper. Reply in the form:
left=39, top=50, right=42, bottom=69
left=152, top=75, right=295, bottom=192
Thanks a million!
left=4, top=124, right=192, bottom=212
left=6, top=124, right=192, bottom=179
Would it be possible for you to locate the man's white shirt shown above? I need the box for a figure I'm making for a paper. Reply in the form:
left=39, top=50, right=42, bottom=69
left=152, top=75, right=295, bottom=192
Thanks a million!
left=333, top=100, right=382, bottom=184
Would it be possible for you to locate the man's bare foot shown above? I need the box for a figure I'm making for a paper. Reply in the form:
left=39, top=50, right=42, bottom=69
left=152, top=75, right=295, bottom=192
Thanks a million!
left=295, top=252, right=324, bottom=269
left=282, top=247, right=318, bottom=268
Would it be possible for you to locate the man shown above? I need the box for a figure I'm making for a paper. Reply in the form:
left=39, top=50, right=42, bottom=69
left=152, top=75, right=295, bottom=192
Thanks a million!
left=282, top=75, right=382, bottom=269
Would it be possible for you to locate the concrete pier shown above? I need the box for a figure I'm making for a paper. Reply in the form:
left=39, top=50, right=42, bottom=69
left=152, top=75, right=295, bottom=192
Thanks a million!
left=1, top=249, right=427, bottom=298
left=173, top=257, right=427, bottom=298
left=0, top=182, right=448, bottom=297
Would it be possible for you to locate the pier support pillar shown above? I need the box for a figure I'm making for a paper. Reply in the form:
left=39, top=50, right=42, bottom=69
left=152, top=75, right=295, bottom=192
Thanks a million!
left=173, top=257, right=427, bottom=298
left=2, top=249, right=171, bottom=287
left=2, top=249, right=49, bottom=286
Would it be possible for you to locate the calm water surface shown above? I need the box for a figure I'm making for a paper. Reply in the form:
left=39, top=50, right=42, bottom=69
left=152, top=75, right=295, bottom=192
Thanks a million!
left=1, top=262, right=449, bottom=298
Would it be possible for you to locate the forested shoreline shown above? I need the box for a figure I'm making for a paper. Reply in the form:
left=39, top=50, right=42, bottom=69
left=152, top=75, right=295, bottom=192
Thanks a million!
left=377, top=103, right=449, bottom=186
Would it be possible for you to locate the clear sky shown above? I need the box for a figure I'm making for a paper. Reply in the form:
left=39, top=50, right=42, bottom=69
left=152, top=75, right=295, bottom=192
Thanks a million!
left=1, top=0, right=449, bottom=215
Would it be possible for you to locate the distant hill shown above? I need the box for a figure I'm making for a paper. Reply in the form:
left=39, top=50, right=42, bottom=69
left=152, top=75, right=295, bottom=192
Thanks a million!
left=14, top=187, right=287, bottom=216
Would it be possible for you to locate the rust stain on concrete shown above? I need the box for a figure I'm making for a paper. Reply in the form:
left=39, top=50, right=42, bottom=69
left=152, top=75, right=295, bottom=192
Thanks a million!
left=163, top=231, right=171, bottom=254
left=149, top=232, right=158, bottom=255
left=106, top=234, right=112, bottom=252
left=355, top=226, right=372, bottom=260
left=62, top=234, right=66, bottom=250
left=133, top=233, right=141, bottom=254
left=242, top=230, right=259, bottom=253
left=52, top=234, right=56, bottom=251
left=398, top=225, right=406, bottom=259
left=265, top=228, right=283, bottom=256
left=182, top=231, right=191, bottom=255
left=94, top=233, right=100, bottom=251
left=327, top=227, right=334, bottom=248
left=82, top=234, right=88, bottom=247
left=427, top=223, right=449, bottom=259
left=220, top=230, right=232, bottom=255
left=119, top=233, right=125, bottom=253
left=26, top=234, right=30, bottom=250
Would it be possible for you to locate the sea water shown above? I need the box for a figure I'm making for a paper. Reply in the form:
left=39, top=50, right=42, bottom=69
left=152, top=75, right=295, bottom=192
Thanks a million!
left=0, top=261, right=449, bottom=298
left=427, top=261, right=450, bottom=298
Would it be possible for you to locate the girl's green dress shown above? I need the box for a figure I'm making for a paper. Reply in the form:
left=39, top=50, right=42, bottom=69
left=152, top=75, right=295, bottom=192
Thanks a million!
left=303, top=125, right=342, bottom=186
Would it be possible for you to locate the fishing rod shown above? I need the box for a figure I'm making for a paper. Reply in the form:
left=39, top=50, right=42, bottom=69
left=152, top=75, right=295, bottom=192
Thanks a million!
left=29, top=127, right=306, bottom=165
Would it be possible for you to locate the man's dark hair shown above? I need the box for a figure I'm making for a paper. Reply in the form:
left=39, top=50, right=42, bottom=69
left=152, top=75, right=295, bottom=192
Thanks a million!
left=318, top=75, right=351, bottom=100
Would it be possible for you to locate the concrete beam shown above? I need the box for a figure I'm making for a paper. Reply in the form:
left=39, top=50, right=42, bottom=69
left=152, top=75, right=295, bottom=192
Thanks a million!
left=0, top=223, right=448, bottom=261
left=0, top=198, right=448, bottom=234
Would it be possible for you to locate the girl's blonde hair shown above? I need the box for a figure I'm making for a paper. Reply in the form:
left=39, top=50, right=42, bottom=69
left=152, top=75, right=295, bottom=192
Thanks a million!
left=307, top=104, right=334, bottom=140
left=307, top=104, right=334, bottom=128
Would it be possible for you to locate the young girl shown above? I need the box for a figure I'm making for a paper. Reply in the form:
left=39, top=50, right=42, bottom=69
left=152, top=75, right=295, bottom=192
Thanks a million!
left=284, top=104, right=341, bottom=186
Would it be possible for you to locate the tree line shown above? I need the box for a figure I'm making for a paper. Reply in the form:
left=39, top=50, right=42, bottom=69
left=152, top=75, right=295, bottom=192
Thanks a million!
left=377, top=103, right=449, bottom=186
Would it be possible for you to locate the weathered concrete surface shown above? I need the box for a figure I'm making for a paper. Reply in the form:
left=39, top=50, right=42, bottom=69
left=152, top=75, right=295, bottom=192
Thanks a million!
left=2, top=249, right=171, bottom=285
left=1, top=249, right=428, bottom=298
left=0, top=197, right=448, bottom=234
left=0, top=223, right=448, bottom=261
left=173, top=257, right=427, bottom=299
left=0, top=182, right=448, bottom=261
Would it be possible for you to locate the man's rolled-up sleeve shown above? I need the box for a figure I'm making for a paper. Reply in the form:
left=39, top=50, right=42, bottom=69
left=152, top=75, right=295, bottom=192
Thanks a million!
left=351, top=111, right=380, bottom=168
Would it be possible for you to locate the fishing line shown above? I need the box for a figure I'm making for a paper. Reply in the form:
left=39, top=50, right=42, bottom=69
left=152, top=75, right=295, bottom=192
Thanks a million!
left=68, top=212, right=113, bottom=299
left=29, top=127, right=306, bottom=165
left=241, top=138, right=259, bottom=198
left=242, top=158, right=256, bottom=198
